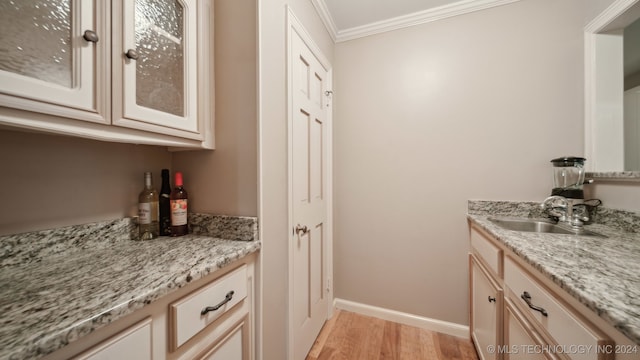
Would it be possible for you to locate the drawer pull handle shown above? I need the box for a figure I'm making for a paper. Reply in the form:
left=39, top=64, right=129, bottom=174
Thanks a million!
left=488, top=296, right=496, bottom=303
left=201, top=290, right=235, bottom=315
left=521, top=291, right=548, bottom=317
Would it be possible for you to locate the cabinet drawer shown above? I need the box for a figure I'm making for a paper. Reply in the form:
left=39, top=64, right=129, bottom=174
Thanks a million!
left=471, top=227, right=502, bottom=277
left=170, top=265, right=248, bottom=350
left=504, top=257, right=612, bottom=360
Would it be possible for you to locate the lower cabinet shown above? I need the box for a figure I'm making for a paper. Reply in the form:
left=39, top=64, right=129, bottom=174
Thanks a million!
left=470, top=254, right=502, bottom=360
left=169, top=263, right=252, bottom=360
left=44, top=254, right=256, bottom=360
left=196, top=317, right=250, bottom=360
left=504, top=299, right=549, bottom=360
left=73, top=318, right=152, bottom=360
left=503, top=256, right=613, bottom=360
left=468, top=224, right=623, bottom=360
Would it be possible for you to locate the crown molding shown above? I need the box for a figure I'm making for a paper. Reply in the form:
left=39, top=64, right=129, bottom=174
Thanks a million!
left=584, top=0, right=640, bottom=33
left=312, top=0, right=522, bottom=43
left=310, top=0, right=338, bottom=43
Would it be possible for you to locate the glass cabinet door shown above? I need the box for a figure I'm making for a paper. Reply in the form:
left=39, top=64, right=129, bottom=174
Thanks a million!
left=114, top=0, right=201, bottom=140
left=0, top=0, right=106, bottom=121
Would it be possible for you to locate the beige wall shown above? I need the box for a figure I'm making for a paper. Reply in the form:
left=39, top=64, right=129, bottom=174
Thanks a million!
left=172, top=0, right=258, bottom=217
left=257, top=0, right=333, bottom=359
left=331, top=0, right=636, bottom=328
left=0, top=130, right=170, bottom=235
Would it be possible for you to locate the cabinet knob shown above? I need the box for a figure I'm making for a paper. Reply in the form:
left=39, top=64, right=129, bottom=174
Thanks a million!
left=125, top=49, right=139, bottom=60
left=488, top=296, right=496, bottom=303
left=83, top=30, right=99, bottom=43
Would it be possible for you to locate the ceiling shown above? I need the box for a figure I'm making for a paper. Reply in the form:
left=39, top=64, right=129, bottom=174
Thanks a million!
left=322, top=0, right=462, bottom=30
left=312, top=0, right=522, bottom=42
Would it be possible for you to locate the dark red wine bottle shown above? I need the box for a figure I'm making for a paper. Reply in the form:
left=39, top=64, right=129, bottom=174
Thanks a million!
left=170, top=172, right=188, bottom=236
left=159, top=169, right=172, bottom=236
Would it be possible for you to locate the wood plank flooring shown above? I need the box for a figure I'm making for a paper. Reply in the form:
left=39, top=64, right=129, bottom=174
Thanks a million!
left=306, top=310, right=479, bottom=360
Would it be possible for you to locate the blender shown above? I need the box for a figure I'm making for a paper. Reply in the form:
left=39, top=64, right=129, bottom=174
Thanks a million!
left=550, top=156, right=586, bottom=199
left=545, top=157, right=599, bottom=227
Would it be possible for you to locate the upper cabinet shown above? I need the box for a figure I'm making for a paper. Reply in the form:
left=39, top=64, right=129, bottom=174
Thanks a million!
left=113, top=0, right=202, bottom=140
left=0, top=0, right=214, bottom=149
left=0, top=0, right=107, bottom=123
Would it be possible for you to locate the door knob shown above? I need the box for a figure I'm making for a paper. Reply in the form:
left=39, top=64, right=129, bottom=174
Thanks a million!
left=295, top=224, right=309, bottom=236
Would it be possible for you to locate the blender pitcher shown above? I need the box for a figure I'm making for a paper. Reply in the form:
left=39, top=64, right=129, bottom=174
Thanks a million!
left=550, top=157, right=586, bottom=199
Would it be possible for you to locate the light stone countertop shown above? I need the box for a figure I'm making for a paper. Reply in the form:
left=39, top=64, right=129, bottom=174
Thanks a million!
left=467, top=201, right=640, bottom=346
left=0, top=215, right=260, bottom=360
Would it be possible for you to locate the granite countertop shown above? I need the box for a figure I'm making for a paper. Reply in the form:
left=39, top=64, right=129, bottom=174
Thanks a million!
left=0, top=214, right=260, bottom=360
left=467, top=201, right=640, bottom=346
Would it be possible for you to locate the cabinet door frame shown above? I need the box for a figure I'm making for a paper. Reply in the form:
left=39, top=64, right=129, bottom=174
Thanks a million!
left=470, top=254, right=504, bottom=360
left=72, top=317, right=152, bottom=360
left=504, top=298, right=556, bottom=360
left=111, top=0, right=203, bottom=140
left=0, top=0, right=109, bottom=124
left=195, top=315, right=251, bottom=360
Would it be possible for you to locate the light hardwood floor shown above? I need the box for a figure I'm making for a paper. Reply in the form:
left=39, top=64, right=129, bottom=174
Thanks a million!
left=306, top=310, right=479, bottom=360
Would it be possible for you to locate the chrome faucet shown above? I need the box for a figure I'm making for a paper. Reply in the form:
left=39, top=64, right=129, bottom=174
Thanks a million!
left=541, top=196, right=589, bottom=229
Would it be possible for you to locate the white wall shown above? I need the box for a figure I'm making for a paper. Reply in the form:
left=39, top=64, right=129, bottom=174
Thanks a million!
left=332, top=0, right=592, bottom=327
left=257, top=0, right=333, bottom=359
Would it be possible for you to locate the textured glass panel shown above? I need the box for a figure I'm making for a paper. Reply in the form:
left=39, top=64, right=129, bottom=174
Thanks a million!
left=0, top=0, right=72, bottom=87
left=135, top=0, right=184, bottom=116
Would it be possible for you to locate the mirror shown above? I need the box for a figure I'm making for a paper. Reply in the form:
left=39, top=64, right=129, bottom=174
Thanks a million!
left=585, top=0, right=640, bottom=179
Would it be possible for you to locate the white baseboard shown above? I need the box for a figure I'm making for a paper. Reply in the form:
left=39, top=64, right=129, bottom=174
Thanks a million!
left=333, top=298, right=469, bottom=339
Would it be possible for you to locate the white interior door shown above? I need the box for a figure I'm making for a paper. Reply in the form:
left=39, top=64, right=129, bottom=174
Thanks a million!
left=288, top=18, right=330, bottom=360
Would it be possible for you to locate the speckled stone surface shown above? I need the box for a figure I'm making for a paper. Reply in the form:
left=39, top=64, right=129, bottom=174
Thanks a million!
left=0, top=215, right=260, bottom=360
left=189, top=213, right=258, bottom=241
left=468, top=200, right=640, bottom=345
left=586, top=171, right=640, bottom=181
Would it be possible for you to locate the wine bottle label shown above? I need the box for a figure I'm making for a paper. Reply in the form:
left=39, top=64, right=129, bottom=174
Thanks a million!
left=138, top=203, right=151, bottom=224
left=170, top=199, right=188, bottom=226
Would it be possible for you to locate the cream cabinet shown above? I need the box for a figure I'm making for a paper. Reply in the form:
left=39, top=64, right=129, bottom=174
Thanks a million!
left=73, top=318, right=153, bottom=360
left=470, top=254, right=502, bottom=360
left=0, top=0, right=213, bottom=149
left=468, top=223, right=625, bottom=360
left=0, top=0, right=107, bottom=123
left=43, top=254, right=255, bottom=360
left=504, top=299, right=550, bottom=360
left=503, top=256, right=612, bottom=360
left=169, top=264, right=250, bottom=357
left=196, top=318, right=250, bottom=360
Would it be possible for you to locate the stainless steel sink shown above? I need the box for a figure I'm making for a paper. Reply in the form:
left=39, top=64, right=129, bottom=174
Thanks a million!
left=487, top=217, right=605, bottom=237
